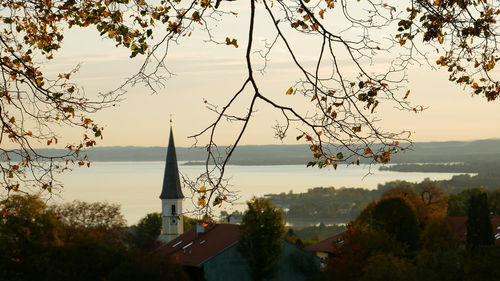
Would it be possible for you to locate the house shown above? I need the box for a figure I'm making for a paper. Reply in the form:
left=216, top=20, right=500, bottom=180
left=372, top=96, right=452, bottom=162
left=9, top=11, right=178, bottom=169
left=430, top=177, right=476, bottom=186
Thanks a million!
left=305, top=232, right=345, bottom=268
left=160, top=223, right=319, bottom=281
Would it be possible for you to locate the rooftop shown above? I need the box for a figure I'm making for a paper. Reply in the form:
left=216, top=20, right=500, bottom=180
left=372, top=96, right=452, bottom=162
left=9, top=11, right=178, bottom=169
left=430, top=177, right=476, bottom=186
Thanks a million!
left=160, top=223, right=241, bottom=267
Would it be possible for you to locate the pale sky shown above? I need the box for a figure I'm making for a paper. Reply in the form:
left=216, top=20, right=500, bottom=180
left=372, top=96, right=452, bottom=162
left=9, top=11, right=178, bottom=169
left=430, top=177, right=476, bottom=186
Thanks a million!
left=39, top=2, right=499, bottom=149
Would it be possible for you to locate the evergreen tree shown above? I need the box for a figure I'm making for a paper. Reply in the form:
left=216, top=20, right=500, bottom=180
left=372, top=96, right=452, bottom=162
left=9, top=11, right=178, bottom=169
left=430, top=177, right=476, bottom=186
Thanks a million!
left=237, top=197, right=285, bottom=281
left=466, top=192, right=494, bottom=248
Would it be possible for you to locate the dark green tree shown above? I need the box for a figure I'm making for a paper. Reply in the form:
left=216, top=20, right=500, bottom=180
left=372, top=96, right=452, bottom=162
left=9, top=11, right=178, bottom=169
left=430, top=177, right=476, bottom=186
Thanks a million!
left=371, top=197, right=420, bottom=253
left=447, top=188, right=487, bottom=216
left=466, top=192, right=494, bottom=248
left=237, top=197, right=285, bottom=281
left=133, top=212, right=161, bottom=248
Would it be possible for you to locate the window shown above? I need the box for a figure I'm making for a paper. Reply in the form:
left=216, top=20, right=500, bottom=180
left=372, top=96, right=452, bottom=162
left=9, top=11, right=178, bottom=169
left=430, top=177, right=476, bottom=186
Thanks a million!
left=171, top=204, right=176, bottom=215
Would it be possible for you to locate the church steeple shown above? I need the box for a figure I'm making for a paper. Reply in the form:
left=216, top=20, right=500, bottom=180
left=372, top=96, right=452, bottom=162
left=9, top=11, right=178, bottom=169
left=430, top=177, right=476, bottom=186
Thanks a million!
left=159, top=121, right=184, bottom=242
left=159, top=125, right=184, bottom=199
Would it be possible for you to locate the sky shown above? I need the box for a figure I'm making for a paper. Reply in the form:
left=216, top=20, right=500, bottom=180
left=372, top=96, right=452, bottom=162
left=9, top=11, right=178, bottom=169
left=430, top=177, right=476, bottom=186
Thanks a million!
left=39, top=1, right=499, bottom=149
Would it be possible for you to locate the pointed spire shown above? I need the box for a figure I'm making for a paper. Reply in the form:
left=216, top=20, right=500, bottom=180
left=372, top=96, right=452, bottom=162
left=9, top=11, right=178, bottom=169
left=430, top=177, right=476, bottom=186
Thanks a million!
left=160, top=123, right=184, bottom=199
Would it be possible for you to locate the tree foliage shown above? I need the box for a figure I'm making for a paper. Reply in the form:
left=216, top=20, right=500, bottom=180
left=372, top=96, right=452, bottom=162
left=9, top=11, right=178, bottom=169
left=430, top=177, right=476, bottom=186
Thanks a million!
left=326, top=184, right=499, bottom=281
left=133, top=212, right=162, bottom=248
left=416, top=219, right=462, bottom=281
left=371, top=197, right=420, bottom=253
left=0, top=0, right=151, bottom=197
left=466, top=191, right=494, bottom=248
left=52, top=200, right=126, bottom=230
left=381, top=180, right=448, bottom=227
left=328, top=223, right=406, bottom=281
left=359, top=253, right=417, bottom=281
left=237, top=197, right=286, bottom=281
left=447, top=187, right=500, bottom=216
left=0, top=194, right=188, bottom=281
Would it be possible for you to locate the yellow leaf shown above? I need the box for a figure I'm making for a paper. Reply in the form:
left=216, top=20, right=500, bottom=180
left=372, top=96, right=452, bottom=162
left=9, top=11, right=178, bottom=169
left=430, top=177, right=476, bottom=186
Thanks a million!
left=438, top=34, right=444, bottom=44
left=199, top=186, right=206, bottom=193
left=286, top=87, right=293, bottom=95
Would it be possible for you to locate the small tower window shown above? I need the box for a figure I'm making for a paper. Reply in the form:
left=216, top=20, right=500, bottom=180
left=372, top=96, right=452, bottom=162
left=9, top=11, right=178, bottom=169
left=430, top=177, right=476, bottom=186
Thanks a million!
left=171, top=204, right=176, bottom=215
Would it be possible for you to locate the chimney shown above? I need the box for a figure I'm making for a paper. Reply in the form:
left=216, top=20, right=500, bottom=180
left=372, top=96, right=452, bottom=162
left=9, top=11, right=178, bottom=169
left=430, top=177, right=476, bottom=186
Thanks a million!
left=196, top=222, right=205, bottom=236
left=227, top=214, right=236, bottom=224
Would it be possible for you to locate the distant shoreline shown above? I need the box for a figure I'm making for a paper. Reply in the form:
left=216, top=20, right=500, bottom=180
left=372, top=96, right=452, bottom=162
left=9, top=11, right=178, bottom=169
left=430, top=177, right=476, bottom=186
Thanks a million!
left=25, top=139, right=500, bottom=167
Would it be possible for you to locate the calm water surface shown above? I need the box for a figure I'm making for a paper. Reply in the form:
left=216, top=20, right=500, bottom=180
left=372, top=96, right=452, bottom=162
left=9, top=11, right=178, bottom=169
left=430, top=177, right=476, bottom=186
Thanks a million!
left=53, top=162, right=464, bottom=224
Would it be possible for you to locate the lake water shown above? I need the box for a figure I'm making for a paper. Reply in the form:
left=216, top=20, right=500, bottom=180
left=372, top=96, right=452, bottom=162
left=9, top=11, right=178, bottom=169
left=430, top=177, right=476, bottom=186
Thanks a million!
left=49, top=162, right=465, bottom=225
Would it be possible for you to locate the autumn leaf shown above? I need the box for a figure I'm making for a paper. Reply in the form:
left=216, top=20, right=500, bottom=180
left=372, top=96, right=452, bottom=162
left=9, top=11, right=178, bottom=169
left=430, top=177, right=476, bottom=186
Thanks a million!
left=404, top=90, right=410, bottom=99
left=286, top=87, right=293, bottom=95
left=319, top=9, right=325, bottom=19
left=197, top=197, right=206, bottom=207
left=225, top=37, right=238, bottom=48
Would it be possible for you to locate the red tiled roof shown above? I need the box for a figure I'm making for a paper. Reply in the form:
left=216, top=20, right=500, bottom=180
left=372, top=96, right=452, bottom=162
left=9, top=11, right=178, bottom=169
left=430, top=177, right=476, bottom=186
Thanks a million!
left=305, top=232, right=345, bottom=254
left=160, top=224, right=241, bottom=267
left=447, top=216, right=500, bottom=245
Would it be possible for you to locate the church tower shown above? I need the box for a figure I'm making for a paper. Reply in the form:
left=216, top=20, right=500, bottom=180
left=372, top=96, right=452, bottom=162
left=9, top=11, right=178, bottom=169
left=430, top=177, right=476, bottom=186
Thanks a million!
left=159, top=124, right=184, bottom=242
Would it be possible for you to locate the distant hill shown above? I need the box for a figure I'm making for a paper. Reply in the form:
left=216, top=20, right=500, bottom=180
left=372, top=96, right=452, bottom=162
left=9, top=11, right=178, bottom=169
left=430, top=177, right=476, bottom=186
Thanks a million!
left=34, top=139, right=500, bottom=165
